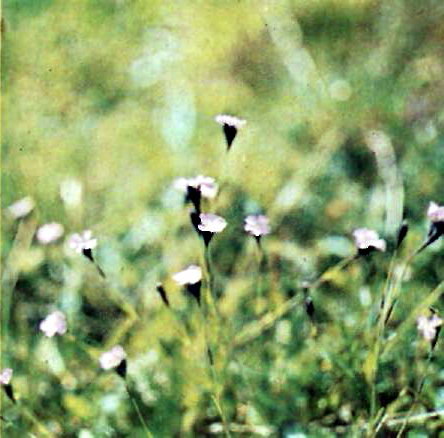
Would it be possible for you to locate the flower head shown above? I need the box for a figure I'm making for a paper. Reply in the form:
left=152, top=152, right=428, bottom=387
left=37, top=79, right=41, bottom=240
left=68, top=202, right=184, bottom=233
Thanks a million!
left=0, top=368, right=13, bottom=386
left=7, top=196, right=35, bottom=219
left=68, top=230, right=97, bottom=254
left=99, top=345, right=127, bottom=371
left=215, top=114, right=247, bottom=129
left=174, top=176, right=218, bottom=200
left=37, top=223, right=65, bottom=245
left=172, top=265, right=202, bottom=286
left=427, top=202, right=444, bottom=223
left=39, top=311, right=67, bottom=337
left=215, top=114, right=246, bottom=150
left=352, top=228, right=386, bottom=253
left=417, top=314, right=443, bottom=342
left=244, top=215, right=271, bottom=238
left=173, top=265, right=202, bottom=304
left=198, top=213, right=227, bottom=234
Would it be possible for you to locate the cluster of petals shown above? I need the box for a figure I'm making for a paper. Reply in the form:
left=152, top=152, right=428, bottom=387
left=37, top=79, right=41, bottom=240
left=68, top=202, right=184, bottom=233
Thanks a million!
left=68, top=230, right=97, bottom=253
left=244, top=215, right=271, bottom=237
left=37, top=223, right=65, bottom=245
left=99, top=345, right=127, bottom=370
left=427, top=202, right=444, bottom=223
left=39, top=311, right=67, bottom=337
left=417, top=314, right=443, bottom=341
left=174, top=175, right=218, bottom=199
left=198, top=213, right=227, bottom=234
left=0, top=368, right=13, bottom=385
left=172, top=265, right=202, bottom=286
left=215, top=114, right=247, bottom=129
left=352, top=228, right=386, bottom=252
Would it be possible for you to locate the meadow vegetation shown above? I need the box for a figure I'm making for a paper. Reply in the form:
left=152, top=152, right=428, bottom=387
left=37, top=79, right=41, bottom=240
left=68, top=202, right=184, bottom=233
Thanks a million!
left=2, top=0, right=444, bottom=436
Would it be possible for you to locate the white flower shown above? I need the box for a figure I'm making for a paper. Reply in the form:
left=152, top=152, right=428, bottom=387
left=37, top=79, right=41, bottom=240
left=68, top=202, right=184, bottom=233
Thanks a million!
left=417, top=314, right=443, bottom=341
left=244, top=215, right=271, bottom=237
left=0, top=368, right=13, bottom=385
left=37, top=223, right=65, bottom=245
left=352, top=228, right=386, bottom=252
left=215, top=114, right=247, bottom=128
left=174, top=175, right=218, bottom=199
left=198, top=213, right=227, bottom=233
left=39, top=311, right=67, bottom=337
left=172, top=265, right=202, bottom=286
left=68, top=230, right=97, bottom=253
left=427, top=202, right=444, bottom=223
left=99, top=345, right=127, bottom=370
left=7, top=196, right=35, bottom=219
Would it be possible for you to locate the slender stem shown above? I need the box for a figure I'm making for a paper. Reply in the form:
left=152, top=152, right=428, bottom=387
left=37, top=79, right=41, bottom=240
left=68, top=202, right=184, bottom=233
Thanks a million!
left=395, top=350, right=434, bottom=438
left=211, top=394, right=231, bottom=438
left=309, top=254, right=358, bottom=290
left=204, top=245, right=220, bottom=319
left=125, top=382, right=153, bottom=438
left=254, top=240, right=266, bottom=314
left=382, top=280, right=444, bottom=358
left=20, top=402, right=55, bottom=437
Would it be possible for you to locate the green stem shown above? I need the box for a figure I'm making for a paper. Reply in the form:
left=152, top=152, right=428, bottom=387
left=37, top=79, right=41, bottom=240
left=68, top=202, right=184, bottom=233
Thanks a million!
left=20, top=402, right=55, bottom=437
left=125, top=382, right=153, bottom=438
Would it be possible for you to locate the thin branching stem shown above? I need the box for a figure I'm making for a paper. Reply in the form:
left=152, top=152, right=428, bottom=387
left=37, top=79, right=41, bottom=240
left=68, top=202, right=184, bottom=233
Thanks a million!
left=125, top=382, right=153, bottom=438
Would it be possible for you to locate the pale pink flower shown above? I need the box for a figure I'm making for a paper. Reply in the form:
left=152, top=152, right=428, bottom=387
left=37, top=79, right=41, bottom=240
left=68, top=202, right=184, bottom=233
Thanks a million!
left=172, top=265, right=202, bottom=286
left=0, top=368, right=13, bottom=385
left=198, top=213, right=227, bottom=234
left=353, top=228, right=386, bottom=252
left=39, top=311, right=67, bottom=337
left=244, top=215, right=270, bottom=237
left=7, top=196, right=35, bottom=219
left=215, top=114, right=246, bottom=129
left=99, top=345, right=127, bottom=370
left=37, top=223, right=65, bottom=244
left=174, top=175, right=218, bottom=199
left=68, top=230, right=97, bottom=254
left=427, top=202, right=444, bottom=223
left=417, top=314, right=443, bottom=341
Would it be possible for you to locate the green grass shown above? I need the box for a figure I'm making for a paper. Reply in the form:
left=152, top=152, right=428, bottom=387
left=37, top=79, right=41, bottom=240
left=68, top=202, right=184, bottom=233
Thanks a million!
left=2, top=0, right=444, bottom=436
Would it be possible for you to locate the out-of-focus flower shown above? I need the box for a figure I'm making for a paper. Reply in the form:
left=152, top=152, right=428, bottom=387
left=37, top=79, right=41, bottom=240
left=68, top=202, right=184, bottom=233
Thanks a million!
left=419, top=202, right=444, bottom=252
left=99, top=346, right=127, bottom=377
left=198, top=213, right=227, bottom=233
left=68, top=230, right=97, bottom=255
left=417, top=314, right=443, bottom=342
left=215, top=114, right=246, bottom=150
left=0, top=368, right=13, bottom=385
left=197, top=213, right=227, bottom=246
left=352, top=228, right=386, bottom=254
left=174, top=176, right=218, bottom=200
left=244, top=215, right=270, bottom=238
left=173, top=265, right=202, bottom=304
left=39, top=311, right=67, bottom=337
left=172, top=265, right=202, bottom=285
left=0, top=368, right=14, bottom=402
left=427, top=202, right=444, bottom=223
left=37, top=223, right=65, bottom=245
left=60, top=179, right=83, bottom=208
left=7, top=196, right=35, bottom=219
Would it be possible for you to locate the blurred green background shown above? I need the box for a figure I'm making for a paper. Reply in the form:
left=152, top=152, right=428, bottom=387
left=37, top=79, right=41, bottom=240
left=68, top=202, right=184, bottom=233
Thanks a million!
left=2, top=0, right=444, bottom=436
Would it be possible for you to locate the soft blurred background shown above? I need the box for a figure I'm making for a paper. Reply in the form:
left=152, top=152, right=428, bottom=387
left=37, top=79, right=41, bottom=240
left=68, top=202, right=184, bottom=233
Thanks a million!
left=2, top=0, right=444, bottom=436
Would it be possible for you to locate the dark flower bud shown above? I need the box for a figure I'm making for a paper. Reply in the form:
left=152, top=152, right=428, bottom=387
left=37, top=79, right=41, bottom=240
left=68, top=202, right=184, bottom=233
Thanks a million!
left=396, top=220, right=409, bottom=249
left=304, top=296, right=315, bottom=320
left=215, top=114, right=246, bottom=151
left=156, top=283, right=170, bottom=307
left=115, top=359, right=127, bottom=379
